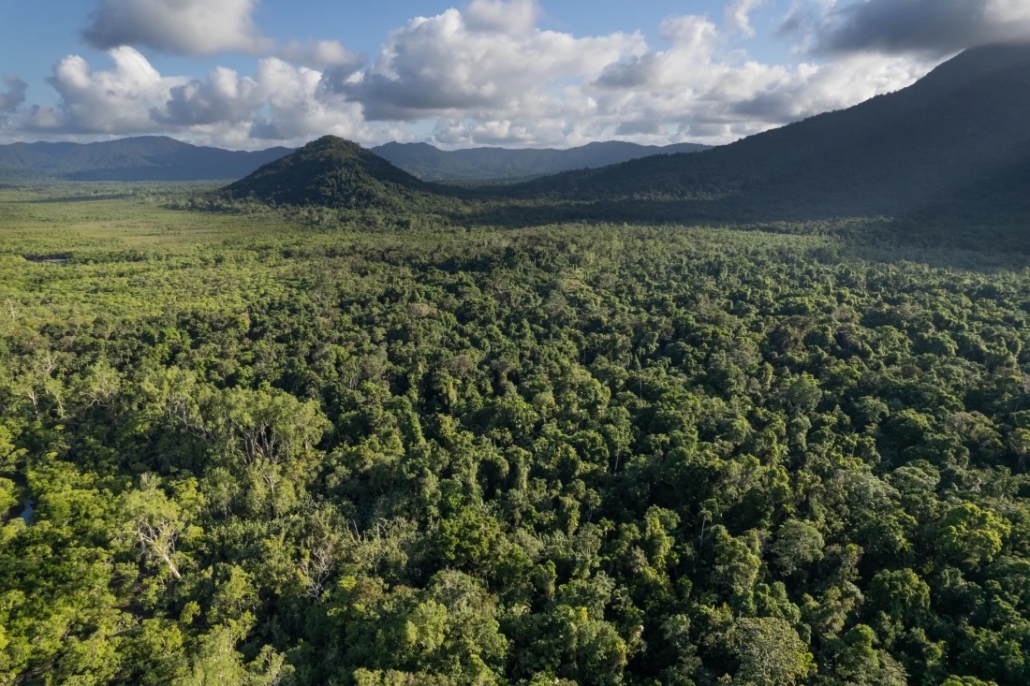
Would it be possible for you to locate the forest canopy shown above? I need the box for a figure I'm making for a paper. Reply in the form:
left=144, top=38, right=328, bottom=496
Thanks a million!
left=2, top=187, right=1030, bottom=685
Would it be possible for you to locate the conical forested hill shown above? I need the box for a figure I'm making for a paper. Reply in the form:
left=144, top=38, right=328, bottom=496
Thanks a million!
left=223, top=136, right=459, bottom=211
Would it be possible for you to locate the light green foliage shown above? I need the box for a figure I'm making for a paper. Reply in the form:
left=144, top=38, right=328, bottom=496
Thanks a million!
left=732, top=617, right=814, bottom=686
left=937, top=503, right=1011, bottom=567
left=824, top=625, right=907, bottom=686
left=770, top=519, right=824, bottom=576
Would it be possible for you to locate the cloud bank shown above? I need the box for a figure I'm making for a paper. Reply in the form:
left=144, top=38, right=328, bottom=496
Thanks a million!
left=21, top=47, right=377, bottom=148
left=8, top=0, right=1003, bottom=148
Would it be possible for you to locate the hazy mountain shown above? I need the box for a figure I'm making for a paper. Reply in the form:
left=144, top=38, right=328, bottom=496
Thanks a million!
left=223, top=136, right=455, bottom=211
left=514, top=42, right=1030, bottom=222
left=371, top=140, right=711, bottom=182
left=0, top=136, right=293, bottom=182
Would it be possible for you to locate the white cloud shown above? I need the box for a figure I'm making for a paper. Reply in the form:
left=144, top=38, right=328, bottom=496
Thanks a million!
left=82, top=0, right=272, bottom=56
left=465, top=0, right=541, bottom=35
left=19, top=47, right=384, bottom=148
left=337, top=3, right=646, bottom=121
left=247, top=58, right=367, bottom=141
left=0, top=77, right=27, bottom=114
left=29, top=47, right=189, bottom=134
left=156, top=67, right=264, bottom=127
left=725, top=0, right=765, bottom=37
left=587, top=15, right=936, bottom=143
left=280, top=40, right=363, bottom=69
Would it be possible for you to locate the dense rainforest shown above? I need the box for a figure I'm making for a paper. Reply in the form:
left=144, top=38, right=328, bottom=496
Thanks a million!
left=3, top=186, right=1030, bottom=686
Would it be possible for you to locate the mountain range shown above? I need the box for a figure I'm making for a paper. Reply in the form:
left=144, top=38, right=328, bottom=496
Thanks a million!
left=369, top=141, right=710, bottom=182
left=0, top=137, right=709, bottom=184
left=0, top=137, right=293, bottom=182
left=225, top=41, right=1030, bottom=239
left=7, top=41, right=1030, bottom=244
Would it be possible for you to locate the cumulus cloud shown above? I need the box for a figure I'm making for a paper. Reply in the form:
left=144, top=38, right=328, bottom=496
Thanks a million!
left=0, top=77, right=27, bottom=114
left=18, top=47, right=380, bottom=148
left=247, top=58, right=366, bottom=141
left=588, top=15, right=936, bottom=143
left=156, top=67, right=263, bottom=127
left=465, top=0, right=541, bottom=34
left=337, top=2, right=645, bottom=121
left=27, top=47, right=188, bottom=134
left=82, top=0, right=272, bottom=56
left=280, top=40, right=363, bottom=69
left=725, top=0, right=765, bottom=37
left=789, top=0, right=1030, bottom=56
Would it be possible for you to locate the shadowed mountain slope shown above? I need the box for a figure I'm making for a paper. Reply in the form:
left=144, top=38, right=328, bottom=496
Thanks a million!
left=511, top=42, right=1030, bottom=222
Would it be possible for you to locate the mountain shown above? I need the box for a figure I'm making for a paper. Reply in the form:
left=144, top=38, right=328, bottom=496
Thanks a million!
left=223, top=135, right=458, bottom=211
left=224, top=42, right=1030, bottom=242
left=514, top=42, right=1030, bottom=223
left=0, top=136, right=293, bottom=182
left=371, top=140, right=711, bottom=182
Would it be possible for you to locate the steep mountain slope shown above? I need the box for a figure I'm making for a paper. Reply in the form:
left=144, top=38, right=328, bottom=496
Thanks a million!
left=223, top=136, right=459, bottom=211
left=372, top=140, right=711, bottom=182
left=0, top=136, right=292, bottom=181
left=517, top=42, right=1030, bottom=222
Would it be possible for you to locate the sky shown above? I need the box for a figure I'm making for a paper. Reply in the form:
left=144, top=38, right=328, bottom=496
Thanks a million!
left=1, top=0, right=1029, bottom=150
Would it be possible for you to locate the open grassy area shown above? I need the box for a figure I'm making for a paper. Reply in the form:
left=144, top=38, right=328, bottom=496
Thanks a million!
left=0, top=186, right=289, bottom=251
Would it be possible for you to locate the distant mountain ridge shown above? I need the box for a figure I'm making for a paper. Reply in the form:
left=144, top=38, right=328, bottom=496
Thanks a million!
left=370, top=140, right=711, bottom=182
left=0, top=136, right=710, bottom=184
left=0, top=136, right=294, bottom=182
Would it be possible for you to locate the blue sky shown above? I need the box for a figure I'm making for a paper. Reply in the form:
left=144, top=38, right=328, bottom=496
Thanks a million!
left=0, top=1, right=1027, bottom=149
